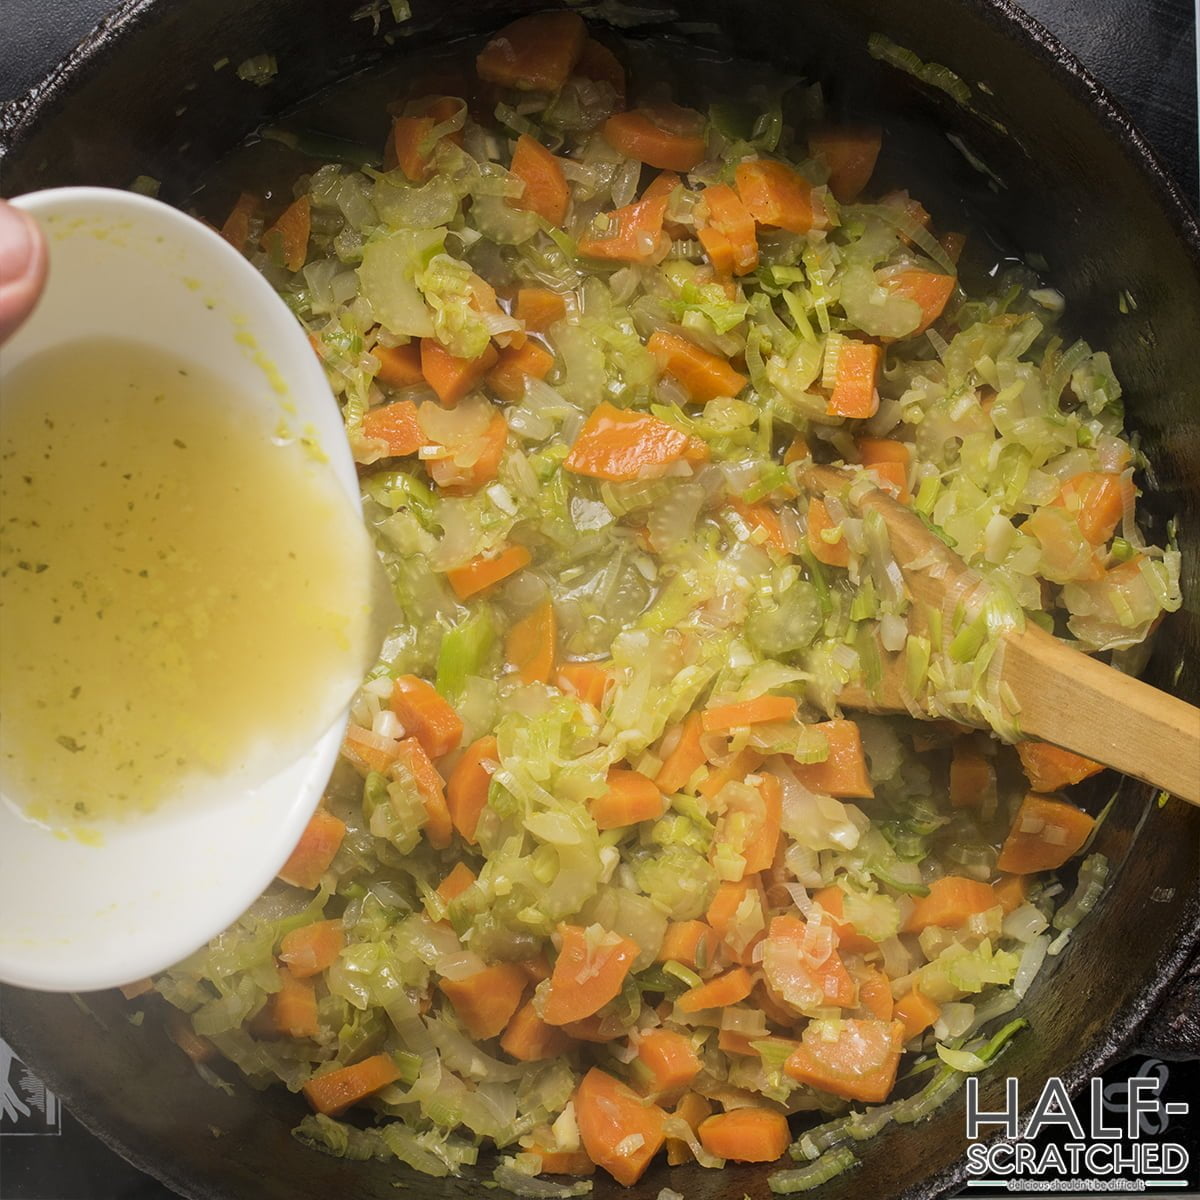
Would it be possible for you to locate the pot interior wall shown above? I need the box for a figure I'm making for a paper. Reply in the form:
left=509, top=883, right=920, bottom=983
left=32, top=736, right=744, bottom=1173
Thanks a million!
left=2, top=3, right=1198, bottom=1200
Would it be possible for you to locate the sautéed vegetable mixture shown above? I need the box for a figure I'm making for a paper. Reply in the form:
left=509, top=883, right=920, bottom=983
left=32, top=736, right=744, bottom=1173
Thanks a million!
left=143, top=13, right=1181, bottom=1195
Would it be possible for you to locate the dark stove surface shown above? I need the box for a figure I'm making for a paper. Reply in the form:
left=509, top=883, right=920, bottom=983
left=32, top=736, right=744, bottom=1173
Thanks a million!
left=0, top=2, right=1196, bottom=1198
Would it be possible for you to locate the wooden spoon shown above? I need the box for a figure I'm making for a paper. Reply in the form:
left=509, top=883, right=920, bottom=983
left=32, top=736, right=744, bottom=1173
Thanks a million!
left=804, top=464, right=1200, bottom=805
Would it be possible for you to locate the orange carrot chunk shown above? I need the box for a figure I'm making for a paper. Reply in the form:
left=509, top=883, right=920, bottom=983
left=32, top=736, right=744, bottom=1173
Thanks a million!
left=702, top=694, right=797, bottom=733
left=894, top=987, right=941, bottom=1042
left=811, top=886, right=878, bottom=954
left=764, top=915, right=859, bottom=1010
left=1016, top=742, right=1106, bottom=793
left=361, top=400, right=423, bottom=457
left=435, top=861, right=477, bottom=903
left=858, top=967, right=895, bottom=1020
left=655, top=712, right=707, bottom=794
left=278, top=809, right=346, bottom=889
left=1052, top=471, right=1132, bottom=545
left=996, top=793, right=1096, bottom=874
left=784, top=1018, right=906, bottom=1104
left=575, top=1067, right=667, bottom=1187
left=303, top=1054, right=402, bottom=1116
left=885, top=269, right=956, bottom=337
left=902, top=876, right=999, bottom=933
left=738, top=774, right=783, bottom=875
left=420, top=339, right=499, bottom=408
left=280, top=920, right=345, bottom=979
left=791, top=720, right=874, bottom=799
left=119, top=978, right=155, bottom=1001
left=373, top=342, right=425, bottom=389
left=509, top=134, right=570, bottom=226
left=501, top=998, right=572, bottom=1062
left=828, top=340, right=880, bottom=418
left=698, top=1108, right=790, bottom=1164
left=677, top=966, right=753, bottom=1013
left=389, top=675, right=464, bottom=759
left=476, top=12, right=587, bottom=93
left=637, top=1029, right=702, bottom=1097
left=446, top=544, right=532, bottom=600
left=270, top=968, right=320, bottom=1038
left=527, top=1145, right=597, bottom=1176
left=656, top=919, right=718, bottom=972
left=993, top=874, right=1029, bottom=915
left=556, top=662, right=612, bottom=709
left=563, top=401, right=708, bottom=481
left=515, top=287, right=567, bottom=331
left=341, top=724, right=404, bottom=776
left=574, top=37, right=626, bottom=104
left=394, top=736, right=453, bottom=848
left=950, top=742, right=996, bottom=809
left=667, top=1092, right=713, bottom=1165
left=438, top=963, right=527, bottom=1040
left=590, top=767, right=666, bottom=830
left=602, top=108, right=707, bottom=172
left=646, top=329, right=749, bottom=402
left=505, top=599, right=557, bottom=685
left=544, top=924, right=640, bottom=1026
left=577, top=194, right=671, bottom=264
left=425, top=410, right=509, bottom=495
left=735, top=159, right=819, bottom=233
left=806, top=497, right=851, bottom=567
left=487, top=339, right=555, bottom=404
left=260, top=195, right=311, bottom=272
left=698, top=183, right=759, bottom=276
left=219, top=192, right=258, bottom=254
left=727, top=499, right=792, bottom=556
left=859, top=437, right=911, bottom=502
left=808, top=127, right=882, bottom=203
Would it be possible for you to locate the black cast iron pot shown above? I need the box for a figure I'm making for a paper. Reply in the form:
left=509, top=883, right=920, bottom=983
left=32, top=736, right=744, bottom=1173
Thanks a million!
left=1, top=2, right=1198, bottom=1198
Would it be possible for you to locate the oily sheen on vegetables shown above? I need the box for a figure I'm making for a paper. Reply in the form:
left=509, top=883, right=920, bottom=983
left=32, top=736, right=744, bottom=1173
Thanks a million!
left=142, top=12, right=1181, bottom=1195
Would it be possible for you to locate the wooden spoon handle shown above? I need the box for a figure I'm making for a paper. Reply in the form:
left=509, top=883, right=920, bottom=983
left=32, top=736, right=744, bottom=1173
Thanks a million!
left=999, top=623, right=1200, bottom=805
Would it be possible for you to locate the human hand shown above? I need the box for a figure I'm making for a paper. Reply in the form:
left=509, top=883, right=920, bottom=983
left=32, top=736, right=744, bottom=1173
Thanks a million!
left=0, top=200, right=48, bottom=343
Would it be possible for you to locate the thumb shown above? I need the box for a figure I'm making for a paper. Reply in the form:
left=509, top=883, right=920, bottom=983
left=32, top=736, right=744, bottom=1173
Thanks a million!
left=0, top=201, right=48, bottom=345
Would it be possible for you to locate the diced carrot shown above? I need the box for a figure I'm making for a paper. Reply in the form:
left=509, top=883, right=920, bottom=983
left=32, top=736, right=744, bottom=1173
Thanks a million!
left=858, top=967, right=894, bottom=1020
left=487, top=339, right=555, bottom=404
left=637, top=1029, right=701, bottom=1097
left=764, top=915, right=858, bottom=1009
left=902, top=876, right=998, bottom=933
left=738, top=774, right=783, bottom=874
left=260, top=195, right=311, bottom=273
left=940, top=232, right=967, bottom=264
left=698, top=1108, right=790, bottom=1164
left=642, top=169, right=681, bottom=205
left=678, top=966, right=753, bottom=1013
left=388, top=116, right=440, bottom=183
left=718, top=1029, right=767, bottom=1056
left=575, top=1067, right=667, bottom=1187
left=603, top=109, right=707, bottom=172
left=806, top=497, right=851, bottom=567
left=438, top=963, right=527, bottom=1039
left=950, top=742, right=996, bottom=809
left=519, top=955, right=552, bottom=984
left=420, top=339, right=499, bottom=408
left=219, top=192, right=258, bottom=254
left=501, top=997, right=571, bottom=1062
left=698, top=183, right=759, bottom=275
left=342, top=723, right=403, bottom=776
left=280, top=920, right=345, bottom=979
left=509, top=134, right=570, bottom=226
left=880, top=189, right=931, bottom=237
left=269, top=967, right=320, bottom=1038
left=574, top=37, right=626, bottom=104
left=697, top=747, right=765, bottom=801
left=727, top=499, right=792, bottom=556
left=702, top=694, right=797, bottom=733
left=1024, top=505, right=1105, bottom=582
left=885, top=269, right=956, bottom=337
left=505, top=599, right=556, bottom=686
left=561, top=1013, right=625, bottom=1043
left=667, top=1092, right=712, bottom=1165
left=545, top=924, right=640, bottom=1025
left=557, top=662, right=612, bottom=709
left=996, top=793, right=1096, bottom=874
left=527, top=1145, right=596, bottom=1176
left=656, top=712, right=707, bottom=794
left=784, top=1018, right=905, bottom=1103
left=302, top=1054, right=401, bottom=1116
left=515, top=287, right=567, bottom=331
left=735, top=159, right=819, bottom=233
left=992, top=874, right=1029, bottom=915
left=808, top=127, right=882, bottom=203
left=657, top=920, right=719, bottom=972
left=278, top=809, right=346, bottom=889
left=791, top=720, right=874, bottom=799
left=361, top=399, right=423, bottom=459
left=894, top=987, right=940, bottom=1042
left=577, top=194, right=671, bottom=264
left=373, top=342, right=425, bottom=389
left=828, top=340, right=880, bottom=418
left=389, top=675, right=464, bottom=759
left=446, top=544, right=532, bottom=599
left=784, top=435, right=811, bottom=465
left=1017, top=739, right=1099, bottom=796
left=706, top=879, right=755, bottom=943
left=1052, top=471, right=1132, bottom=546
left=563, top=401, right=708, bottom=481
left=436, top=862, right=477, bottom=903
left=426, top=410, right=509, bottom=495
left=859, top=437, right=911, bottom=502
left=476, top=12, right=587, bottom=92
left=395, top=736, right=453, bottom=849
left=647, top=329, right=748, bottom=403
left=590, top=767, right=666, bottom=830
left=166, top=1010, right=215, bottom=1064
left=119, top=977, right=155, bottom=1000
left=811, top=886, right=879, bottom=955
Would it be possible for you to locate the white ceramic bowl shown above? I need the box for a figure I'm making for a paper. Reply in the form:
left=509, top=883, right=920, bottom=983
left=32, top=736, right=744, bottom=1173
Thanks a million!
left=0, top=188, right=363, bottom=992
